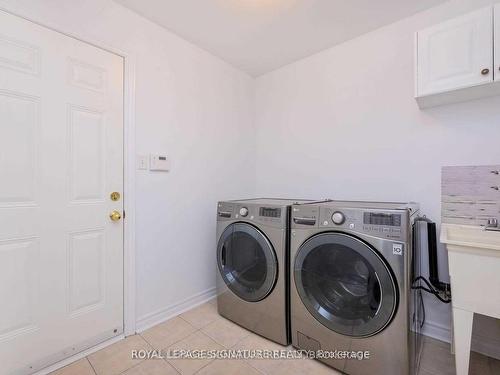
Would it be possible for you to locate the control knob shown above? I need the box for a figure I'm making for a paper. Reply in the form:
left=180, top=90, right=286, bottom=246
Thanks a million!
left=331, top=211, right=345, bottom=225
left=239, top=207, right=249, bottom=217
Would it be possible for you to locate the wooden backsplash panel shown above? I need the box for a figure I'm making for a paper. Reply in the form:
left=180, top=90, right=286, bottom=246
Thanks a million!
left=441, top=165, right=500, bottom=226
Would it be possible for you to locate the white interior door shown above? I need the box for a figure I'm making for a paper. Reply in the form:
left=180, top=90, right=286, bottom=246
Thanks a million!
left=416, top=6, right=493, bottom=96
left=0, top=10, right=124, bottom=374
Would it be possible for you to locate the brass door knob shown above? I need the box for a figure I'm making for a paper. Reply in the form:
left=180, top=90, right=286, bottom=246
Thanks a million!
left=109, top=210, right=122, bottom=221
left=110, top=192, right=121, bottom=201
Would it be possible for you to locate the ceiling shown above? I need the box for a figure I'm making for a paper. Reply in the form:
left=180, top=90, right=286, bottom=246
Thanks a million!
left=115, top=0, right=448, bottom=76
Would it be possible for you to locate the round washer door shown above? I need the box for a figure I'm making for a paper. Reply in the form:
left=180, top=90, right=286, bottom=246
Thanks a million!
left=217, top=223, right=278, bottom=302
left=294, top=232, right=397, bottom=337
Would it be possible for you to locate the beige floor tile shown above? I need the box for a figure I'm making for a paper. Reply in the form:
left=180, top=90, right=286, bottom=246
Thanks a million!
left=417, top=336, right=500, bottom=375
left=180, top=302, right=220, bottom=329
left=50, top=358, right=95, bottom=375
left=208, top=298, right=217, bottom=306
left=489, top=356, right=500, bottom=373
left=196, top=359, right=261, bottom=375
left=166, top=331, right=223, bottom=375
left=201, top=318, right=251, bottom=349
left=470, top=351, right=491, bottom=374
left=232, top=333, right=288, bottom=374
left=122, top=360, right=178, bottom=375
left=87, top=335, right=151, bottom=375
left=417, top=369, right=434, bottom=375
left=419, top=336, right=455, bottom=375
left=233, top=333, right=285, bottom=351
left=272, top=358, right=340, bottom=375
left=141, top=317, right=197, bottom=350
left=423, top=335, right=450, bottom=350
left=488, top=358, right=500, bottom=375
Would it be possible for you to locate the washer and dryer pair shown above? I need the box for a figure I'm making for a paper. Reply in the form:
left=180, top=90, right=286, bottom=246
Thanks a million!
left=216, top=198, right=423, bottom=375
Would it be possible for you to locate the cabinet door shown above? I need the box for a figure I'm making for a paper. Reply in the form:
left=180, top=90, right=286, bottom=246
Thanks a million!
left=495, top=4, right=500, bottom=81
left=417, top=6, right=493, bottom=96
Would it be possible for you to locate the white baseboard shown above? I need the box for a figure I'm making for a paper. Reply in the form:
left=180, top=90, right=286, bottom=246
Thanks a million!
left=421, top=319, right=451, bottom=343
left=422, top=319, right=500, bottom=360
left=136, top=287, right=217, bottom=333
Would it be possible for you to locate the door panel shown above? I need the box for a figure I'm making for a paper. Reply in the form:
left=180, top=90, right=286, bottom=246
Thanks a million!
left=0, top=238, right=39, bottom=341
left=68, top=58, right=107, bottom=93
left=68, top=229, right=106, bottom=316
left=0, top=90, right=39, bottom=205
left=69, top=105, right=106, bottom=202
left=417, top=6, right=493, bottom=96
left=0, top=35, right=41, bottom=76
left=0, top=10, right=124, bottom=374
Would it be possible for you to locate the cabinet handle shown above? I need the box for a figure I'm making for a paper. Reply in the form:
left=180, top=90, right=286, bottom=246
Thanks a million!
left=481, top=68, right=490, bottom=75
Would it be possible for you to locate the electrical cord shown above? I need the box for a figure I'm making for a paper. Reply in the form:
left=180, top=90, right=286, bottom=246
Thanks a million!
left=415, top=275, right=451, bottom=298
left=413, top=285, right=451, bottom=304
left=412, top=276, right=451, bottom=304
left=420, top=291, right=425, bottom=328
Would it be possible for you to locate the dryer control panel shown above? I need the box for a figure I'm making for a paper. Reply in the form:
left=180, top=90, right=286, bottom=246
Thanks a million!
left=217, top=201, right=287, bottom=228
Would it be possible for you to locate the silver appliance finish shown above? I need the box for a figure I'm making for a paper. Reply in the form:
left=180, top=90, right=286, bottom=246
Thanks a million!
left=290, top=200, right=422, bottom=375
left=216, top=198, right=317, bottom=345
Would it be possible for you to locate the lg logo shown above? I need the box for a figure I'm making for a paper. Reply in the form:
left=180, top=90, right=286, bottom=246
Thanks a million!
left=392, top=243, right=403, bottom=256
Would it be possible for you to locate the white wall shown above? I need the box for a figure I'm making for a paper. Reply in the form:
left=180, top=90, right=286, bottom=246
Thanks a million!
left=255, top=0, right=500, bottom=355
left=0, top=0, right=255, bottom=328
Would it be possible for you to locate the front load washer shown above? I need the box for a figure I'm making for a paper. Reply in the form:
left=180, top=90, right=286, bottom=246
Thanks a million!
left=290, top=200, right=423, bottom=375
left=216, top=198, right=318, bottom=345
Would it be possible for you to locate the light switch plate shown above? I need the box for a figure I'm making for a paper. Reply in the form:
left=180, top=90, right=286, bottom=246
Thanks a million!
left=150, top=154, right=170, bottom=171
left=136, top=155, right=148, bottom=170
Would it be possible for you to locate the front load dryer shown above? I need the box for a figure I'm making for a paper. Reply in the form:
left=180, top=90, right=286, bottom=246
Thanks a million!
left=290, top=200, right=423, bottom=375
left=216, top=198, right=317, bottom=345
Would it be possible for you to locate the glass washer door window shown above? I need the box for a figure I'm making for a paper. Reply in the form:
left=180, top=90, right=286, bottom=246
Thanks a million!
left=217, top=223, right=278, bottom=302
left=294, top=232, right=397, bottom=337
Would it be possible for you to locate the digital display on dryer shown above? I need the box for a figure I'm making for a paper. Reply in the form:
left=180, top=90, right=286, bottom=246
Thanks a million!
left=259, top=207, right=281, bottom=218
left=364, top=212, right=401, bottom=227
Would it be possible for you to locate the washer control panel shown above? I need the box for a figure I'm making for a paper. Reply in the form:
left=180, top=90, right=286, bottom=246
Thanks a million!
left=217, top=202, right=286, bottom=228
left=318, top=206, right=407, bottom=240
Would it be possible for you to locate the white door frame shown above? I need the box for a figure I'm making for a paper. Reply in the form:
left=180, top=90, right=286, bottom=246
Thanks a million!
left=0, top=7, right=137, bottom=337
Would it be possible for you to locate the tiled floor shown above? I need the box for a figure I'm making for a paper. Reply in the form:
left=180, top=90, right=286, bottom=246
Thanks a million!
left=50, top=299, right=500, bottom=375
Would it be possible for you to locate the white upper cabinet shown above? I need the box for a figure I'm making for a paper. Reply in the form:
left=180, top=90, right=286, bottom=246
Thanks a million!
left=415, top=6, right=500, bottom=108
left=416, top=7, right=493, bottom=97
left=495, top=4, right=500, bottom=82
